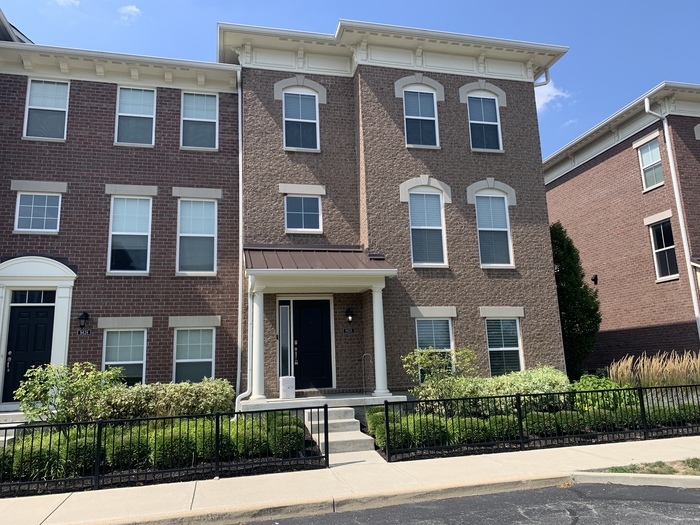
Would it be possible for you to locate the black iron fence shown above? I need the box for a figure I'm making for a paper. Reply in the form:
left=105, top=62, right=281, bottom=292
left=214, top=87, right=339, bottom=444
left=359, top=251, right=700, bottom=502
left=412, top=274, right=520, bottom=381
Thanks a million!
left=0, top=405, right=329, bottom=497
left=375, top=385, right=700, bottom=462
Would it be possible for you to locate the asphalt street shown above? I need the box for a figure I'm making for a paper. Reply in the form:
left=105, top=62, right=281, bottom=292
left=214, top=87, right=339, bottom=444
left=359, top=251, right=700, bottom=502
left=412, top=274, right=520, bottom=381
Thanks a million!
left=256, top=484, right=700, bottom=525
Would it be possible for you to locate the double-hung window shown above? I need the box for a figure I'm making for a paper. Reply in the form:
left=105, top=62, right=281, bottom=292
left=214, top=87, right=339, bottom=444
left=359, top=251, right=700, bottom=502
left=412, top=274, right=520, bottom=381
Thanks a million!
left=181, top=93, right=217, bottom=149
left=108, top=197, right=151, bottom=273
left=415, top=318, right=453, bottom=381
left=638, top=138, right=664, bottom=190
left=15, top=193, right=61, bottom=233
left=409, top=190, right=446, bottom=266
left=475, top=193, right=512, bottom=266
left=285, top=195, right=322, bottom=233
left=283, top=91, right=319, bottom=150
left=116, top=87, right=155, bottom=145
left=177, top=199, right=217, bottom=273
left=104, top=329, right=146, bottom=385
left=486, top=318, right=522, bottom=376
left=650, top=219, right=678, bottom=280
left=468, top=95, right=501, bottom=150
left=174, top=328, right=214, bottom=382
left=24, top=80, right=69, bottom=140
left=403, top=89, right=438, bottom=147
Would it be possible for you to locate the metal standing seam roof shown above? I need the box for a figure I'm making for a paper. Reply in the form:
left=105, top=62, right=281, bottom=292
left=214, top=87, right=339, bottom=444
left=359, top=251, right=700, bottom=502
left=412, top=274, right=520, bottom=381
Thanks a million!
left=243, top=245, right=395, bottom=272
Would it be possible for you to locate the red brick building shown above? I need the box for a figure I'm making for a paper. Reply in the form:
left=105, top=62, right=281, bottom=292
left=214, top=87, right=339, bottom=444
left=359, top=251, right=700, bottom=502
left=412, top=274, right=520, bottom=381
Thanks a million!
left=0, top=14, right=568, bottom=410
left=545, top=82, right=700, bottom=371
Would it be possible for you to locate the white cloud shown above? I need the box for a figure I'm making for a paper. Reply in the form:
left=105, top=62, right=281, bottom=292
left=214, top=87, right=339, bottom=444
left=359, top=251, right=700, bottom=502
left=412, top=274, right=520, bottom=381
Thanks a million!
left=535, top=81, right=570, bottom=113
left=562, top=119, right=578, bottom=128
left=117, top=5, right=141, bottom=23
left=55, top=0, right=80, bottom=6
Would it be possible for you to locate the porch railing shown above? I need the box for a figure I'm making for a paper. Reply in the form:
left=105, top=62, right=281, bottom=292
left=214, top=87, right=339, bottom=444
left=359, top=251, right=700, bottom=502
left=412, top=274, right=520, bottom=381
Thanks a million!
left=0, top=405, right=329, bottom=497
left=379, top=385, right=700, bottom=462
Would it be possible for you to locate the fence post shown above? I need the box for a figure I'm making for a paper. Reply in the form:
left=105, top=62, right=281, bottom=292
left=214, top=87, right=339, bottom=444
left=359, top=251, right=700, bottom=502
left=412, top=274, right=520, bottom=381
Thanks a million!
left=93, top=419, right=103, bottom=491
left=637, top=386, right=648, bottom=439
left=384, top=400, right=391, bottom=462
left=214, top=413, right=221, bottom=478
left=323, top=405, right=329, bottom=468
left=516, top=394, right=525, bottom=451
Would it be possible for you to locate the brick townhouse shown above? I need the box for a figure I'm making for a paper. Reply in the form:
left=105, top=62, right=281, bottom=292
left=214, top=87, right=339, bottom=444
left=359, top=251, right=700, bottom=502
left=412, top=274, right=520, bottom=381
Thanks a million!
left=545, top=82, right=700, bottom=371
left=0, top=11, right=568, bottom=410
left=0, top=13, right=240, bottom=404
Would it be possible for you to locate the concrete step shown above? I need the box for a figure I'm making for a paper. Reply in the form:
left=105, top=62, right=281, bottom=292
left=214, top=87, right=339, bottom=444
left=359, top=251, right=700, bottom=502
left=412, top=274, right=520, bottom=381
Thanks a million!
left=326, top=407, right=355, bottom=421
left=308, top=418, right=360, bottom=433
left=320, top=431, right=376, bottom=453
left=0, top=411, right=26, bottom=425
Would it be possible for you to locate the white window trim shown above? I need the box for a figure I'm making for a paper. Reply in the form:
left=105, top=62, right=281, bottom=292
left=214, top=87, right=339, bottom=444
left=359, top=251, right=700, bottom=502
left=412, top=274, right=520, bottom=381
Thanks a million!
left=408, top=187, right=448, bottom=268
left=23, top=79, right=70, bottom=142
left=115, top=86, right=156, bottom=147
left=402, top=84, right=440, bottom=149
left=485, top=317, right=523, bottom=377
left=282, top=88, right=320, bottom=152
left=635, top=136, right=664, bottom=192
left=180, top=92, right=219, bottom=151
left=474, top=190, right=515, bottom=269
left=648, top=218, right=679, bottom=282
left=107, top=195, right=152, bottom=275
left=284, top=194, right=323, bottom=234
left=102, top=328, right=147, bottom=384
left=13, top=192, right=62, bottom=234
left=176, top=198, right=218, bottom=276
left=173, top=327, right=216, bottom=382
left=466, top=90, right=503, bottom=152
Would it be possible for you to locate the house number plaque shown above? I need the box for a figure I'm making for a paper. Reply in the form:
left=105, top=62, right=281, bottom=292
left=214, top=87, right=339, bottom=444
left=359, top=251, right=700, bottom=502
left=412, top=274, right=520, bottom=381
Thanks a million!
left=77, top=329, right=92, bottom=336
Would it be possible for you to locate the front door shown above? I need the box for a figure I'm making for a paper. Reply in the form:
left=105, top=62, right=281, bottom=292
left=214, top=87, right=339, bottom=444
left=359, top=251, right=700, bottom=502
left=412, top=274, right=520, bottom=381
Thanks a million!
left=2, top=305, right=54, bottom=402
left=291, top=300, right=333, bottom=389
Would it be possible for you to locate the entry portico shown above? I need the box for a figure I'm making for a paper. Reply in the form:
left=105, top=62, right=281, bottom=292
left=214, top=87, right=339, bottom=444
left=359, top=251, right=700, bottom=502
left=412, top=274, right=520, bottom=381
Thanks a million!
left=242, top=245, right=397, bottom=404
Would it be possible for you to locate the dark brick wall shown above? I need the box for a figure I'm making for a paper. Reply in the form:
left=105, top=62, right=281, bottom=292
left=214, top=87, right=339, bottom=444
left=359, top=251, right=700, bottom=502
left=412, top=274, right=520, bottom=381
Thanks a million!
left=241, top=65, right=564, bottom=395
left=546, top=120, right=699, bottom=370
left=0, top=73, right=240, bottom=384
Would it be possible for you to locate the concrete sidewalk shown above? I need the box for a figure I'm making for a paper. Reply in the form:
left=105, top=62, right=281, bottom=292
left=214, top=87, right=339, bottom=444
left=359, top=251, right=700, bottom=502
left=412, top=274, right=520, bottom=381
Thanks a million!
left=3, top=436, right=700, bottom=525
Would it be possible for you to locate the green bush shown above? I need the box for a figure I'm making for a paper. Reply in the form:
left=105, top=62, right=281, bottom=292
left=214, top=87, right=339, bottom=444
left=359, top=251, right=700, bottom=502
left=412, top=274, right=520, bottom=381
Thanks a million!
left=106, top=431, right=152, bottom=470
left=405, top=414, right=450, bottom=447
left=372, top=414, right=412, bottom=450
left=151, top=428, right=198, bottom=469
left=0, top=449, right=13, bottom=481
left=583, top=409, right=626, bottom=432
left=524, top=412, right=560, bottom=437
left=12, top=437, right=67, bottom=480
left=572, top=375, right=636, bottom=412
left=269, top=425, right=305, bottom=457
left=233, top=422, right=269, bottom=458
left=447, top=417, right=487, bottom=444
left=366, top=407, right=386, bottom=436
left=64, top=433, right=99, bottom=476
left=554, top=410, right=585, bottom=435
left=486, top=415, right=520, bottom=441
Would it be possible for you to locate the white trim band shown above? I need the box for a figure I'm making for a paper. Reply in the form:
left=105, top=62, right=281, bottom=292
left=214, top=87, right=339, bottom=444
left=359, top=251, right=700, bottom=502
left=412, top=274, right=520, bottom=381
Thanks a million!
left=479, top=306, right=524, bottom=318
left=410, top=306, right=457, bottom=318
left=168, top=315, right=222, bottom=328
left=11, top=180, right=68, bottom=193
left=98, top=317, right=153, bottom=329
left=643, top=209, right=673, bottom=226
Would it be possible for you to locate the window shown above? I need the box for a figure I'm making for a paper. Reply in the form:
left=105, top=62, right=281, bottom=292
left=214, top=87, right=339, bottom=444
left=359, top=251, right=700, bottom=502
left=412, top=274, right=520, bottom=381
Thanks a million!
left=24, top=80, right=69, bottom=140
left=285, top=195, right=322, bottom=233
left=403, top=89, right=438, bottom=146
left=116, top=87, right=155, bottom=145
left=475, top=194, right=512, bottom=266
left=283, top=91, right=318, bottom=150
left=108, top=197, right=151, bottom=273
left=104, top=330, right=146, bottom=385
left=638, top=138, right=663, bottom=190
left=181, top=93, right=217, bottom=149
left=174, top=328, right=214, bottom=382
left=178, top=199, right=216, bottom=273
left=486, top=318, right=522, bottom=376
left=650, top=219, right=678, bottom=279
left=409, top=190, right=446, bottom=265
left=415, top=318, right=453, bottom=381
left=15, top=193, right=61, bottom=232
left=468, top=95, right=501, bottom=150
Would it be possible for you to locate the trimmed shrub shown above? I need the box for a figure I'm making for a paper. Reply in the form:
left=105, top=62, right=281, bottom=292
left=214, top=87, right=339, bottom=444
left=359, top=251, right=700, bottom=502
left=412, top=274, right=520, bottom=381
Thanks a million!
left=572, top=375, right=635, bottom=412
left=485, top=415, right=520, bottom=441
left=406, top=414, right=450, bottom=447
left=12, top=437, right=67, bottom=480
left=373, top=415, right=412, bottom=450
left=269, top=425, right=305, bottom=457
left=447, top=417, right=487, bottom=444
left=583, top=409, right=625, bottom=432
left=554, top=410, right=585, bottom=435
left=233, top=422, right=269, bottom=458
left=524, top=412, right=559, bottom=437
left=151, top=428, right=198, bottom=469
left=107, top=432, right=152, bottom=470
left=64, top=433, right=98, bottom=477
left=0, top=449, right=13, bottom=482
left=366, top=406, right=386, bottom=436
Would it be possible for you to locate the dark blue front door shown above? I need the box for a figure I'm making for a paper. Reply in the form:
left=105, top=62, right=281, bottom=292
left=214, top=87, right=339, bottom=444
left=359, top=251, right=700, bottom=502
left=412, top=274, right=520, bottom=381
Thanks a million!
left=293, top=300, right=332, bottom=389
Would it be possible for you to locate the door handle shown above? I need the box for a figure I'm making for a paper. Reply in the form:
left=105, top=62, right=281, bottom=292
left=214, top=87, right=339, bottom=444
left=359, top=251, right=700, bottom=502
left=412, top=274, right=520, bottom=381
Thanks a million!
left=5, top=355, right=10, bottom=373
left=294, top=340, right=298, bottom=365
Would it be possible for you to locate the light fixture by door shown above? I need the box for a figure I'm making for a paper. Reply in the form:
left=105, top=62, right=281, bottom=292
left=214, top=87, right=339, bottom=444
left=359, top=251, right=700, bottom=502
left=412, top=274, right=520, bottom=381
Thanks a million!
left=78, top=311, right=90, bottom=328
left=345, top=308, right=354, bottom=324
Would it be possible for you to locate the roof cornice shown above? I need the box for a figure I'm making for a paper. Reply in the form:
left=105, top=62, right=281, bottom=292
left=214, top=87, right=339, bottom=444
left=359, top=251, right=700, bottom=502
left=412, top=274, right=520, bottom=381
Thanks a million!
left=544, top=81, right=700, bottom=185
left=218, top=20, right=567, bottom=82
left=0, top=41, right=239, bottom=92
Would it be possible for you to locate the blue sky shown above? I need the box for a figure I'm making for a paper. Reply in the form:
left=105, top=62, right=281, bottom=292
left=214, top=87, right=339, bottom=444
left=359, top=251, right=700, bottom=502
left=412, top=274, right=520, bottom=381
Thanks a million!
left=3, top=0, right=700, bottom=158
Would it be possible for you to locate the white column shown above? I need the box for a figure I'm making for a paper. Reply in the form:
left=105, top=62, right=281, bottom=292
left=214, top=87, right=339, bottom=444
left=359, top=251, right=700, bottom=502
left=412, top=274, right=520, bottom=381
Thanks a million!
left=250, top=286, right=266, bottom=400
left=372, top=284, right=390, bottom=396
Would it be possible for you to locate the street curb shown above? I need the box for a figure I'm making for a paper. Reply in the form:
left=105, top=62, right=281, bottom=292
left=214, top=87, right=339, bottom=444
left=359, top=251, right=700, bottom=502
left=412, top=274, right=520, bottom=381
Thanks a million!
left=86, top=474, right=573, bottom=525
left=573, top=471, right=700, bottom=489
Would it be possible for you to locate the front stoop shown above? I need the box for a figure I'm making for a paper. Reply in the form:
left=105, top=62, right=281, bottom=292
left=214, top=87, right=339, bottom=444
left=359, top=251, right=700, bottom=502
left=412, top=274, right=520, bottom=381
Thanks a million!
left=305, top=407, right=376, bottom=453
left=0, top=412, right=27, bottom=443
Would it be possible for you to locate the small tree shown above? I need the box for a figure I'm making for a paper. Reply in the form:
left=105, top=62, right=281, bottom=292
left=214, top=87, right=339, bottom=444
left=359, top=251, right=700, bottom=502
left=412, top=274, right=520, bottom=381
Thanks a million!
left=550, top=221, right=602, bottom=380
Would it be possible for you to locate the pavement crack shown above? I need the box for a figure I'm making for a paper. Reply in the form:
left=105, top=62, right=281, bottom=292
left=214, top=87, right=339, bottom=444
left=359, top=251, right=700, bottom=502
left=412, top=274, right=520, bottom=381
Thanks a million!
left=190, top=480, right=198, bottom=510
left=38, top=492, right=73, bottom=524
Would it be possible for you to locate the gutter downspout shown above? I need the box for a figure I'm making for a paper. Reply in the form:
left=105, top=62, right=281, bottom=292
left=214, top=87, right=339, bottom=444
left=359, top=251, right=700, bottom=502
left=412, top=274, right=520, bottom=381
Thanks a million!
left=534, top=68, right=550, bottom=88
left=234, top=68, right=253, bottom=413
left=645, top=97, right=700, bottom=340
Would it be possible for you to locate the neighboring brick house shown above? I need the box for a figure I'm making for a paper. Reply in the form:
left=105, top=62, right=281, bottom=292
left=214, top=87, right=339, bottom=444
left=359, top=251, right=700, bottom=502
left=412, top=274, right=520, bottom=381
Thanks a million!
left=0, top=13, right=568, bottom=411
left=544, top=82, right=700, bottom=371
left=219, top=21, right=568, bottom=408
left=0, top=14, right=240, bottom=404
